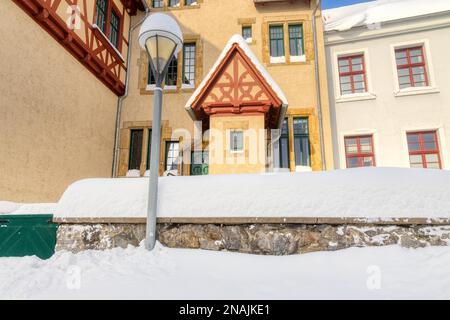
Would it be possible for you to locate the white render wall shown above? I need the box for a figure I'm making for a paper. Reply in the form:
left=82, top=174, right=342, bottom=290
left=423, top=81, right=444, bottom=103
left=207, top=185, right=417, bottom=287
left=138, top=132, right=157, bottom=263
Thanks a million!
left=325, top=14, right=450, bottom=169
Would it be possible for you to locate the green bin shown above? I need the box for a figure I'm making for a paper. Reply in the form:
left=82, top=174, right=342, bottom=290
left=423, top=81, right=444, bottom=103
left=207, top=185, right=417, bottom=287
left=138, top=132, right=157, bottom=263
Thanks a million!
left=0, top=214, right=58, bottom=259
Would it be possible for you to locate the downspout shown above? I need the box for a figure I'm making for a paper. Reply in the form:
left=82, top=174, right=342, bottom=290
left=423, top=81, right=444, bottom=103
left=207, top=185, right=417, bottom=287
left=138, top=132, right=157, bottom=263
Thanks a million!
left=112, top=0, right=151, bottom=177
left=312, top=0, right=326, bottom=170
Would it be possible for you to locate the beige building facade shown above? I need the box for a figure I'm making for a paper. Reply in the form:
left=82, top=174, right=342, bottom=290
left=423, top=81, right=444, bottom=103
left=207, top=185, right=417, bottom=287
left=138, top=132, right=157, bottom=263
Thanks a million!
left=0, top=0, right=142, bottom=202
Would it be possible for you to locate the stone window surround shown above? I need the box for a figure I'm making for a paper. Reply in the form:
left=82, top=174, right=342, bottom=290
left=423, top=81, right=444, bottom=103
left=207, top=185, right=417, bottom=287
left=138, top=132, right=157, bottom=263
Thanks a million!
left=118, top=120, right=181, bottom=177
left=238, top=17, right=257, bottom=45
left=332, top=48, right=377, bottom=103
left=139, top=35, right=203, bottom=95
left=390, top=39, right=440, bottom=97
left=262, top=15, right=313, bottom=66
left=284, top=108, right=322, bottom=171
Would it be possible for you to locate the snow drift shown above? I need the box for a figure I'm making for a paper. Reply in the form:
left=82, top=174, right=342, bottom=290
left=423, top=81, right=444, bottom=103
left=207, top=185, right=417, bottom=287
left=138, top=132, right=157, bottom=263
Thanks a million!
left=54, top=168, right=450, bottom=219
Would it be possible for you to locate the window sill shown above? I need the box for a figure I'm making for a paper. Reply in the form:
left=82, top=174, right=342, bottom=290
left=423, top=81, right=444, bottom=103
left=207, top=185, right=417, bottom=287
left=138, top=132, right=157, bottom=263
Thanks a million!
left=290, top=55, right=306, bottom=63
left=270, top=56, right=286, bottom=64
left=336, top=92, right=377, bottom=103
left=394, top=87, right=440, bottom=97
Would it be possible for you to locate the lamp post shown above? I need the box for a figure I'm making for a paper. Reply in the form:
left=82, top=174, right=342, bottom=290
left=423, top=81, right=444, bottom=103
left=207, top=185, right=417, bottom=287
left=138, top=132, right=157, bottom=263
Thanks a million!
left=139, top=13, right=183, bottom=250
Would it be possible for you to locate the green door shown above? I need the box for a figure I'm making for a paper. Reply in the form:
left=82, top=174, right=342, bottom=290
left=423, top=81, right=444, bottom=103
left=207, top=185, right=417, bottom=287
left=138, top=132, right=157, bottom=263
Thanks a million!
left=190, top=151, right=209, bottom=175
left=0, top=215, right=58, bottom=259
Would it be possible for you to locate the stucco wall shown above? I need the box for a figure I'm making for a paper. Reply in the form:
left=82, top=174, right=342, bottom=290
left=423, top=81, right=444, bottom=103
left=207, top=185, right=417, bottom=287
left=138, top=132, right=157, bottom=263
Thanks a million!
left=0, top=1, right=118, bottom=202
left=209, top=114, right=266, bottom=174
left=119, top=0, right=334, bottom=174
left=325, top=15, right=450, bottom=169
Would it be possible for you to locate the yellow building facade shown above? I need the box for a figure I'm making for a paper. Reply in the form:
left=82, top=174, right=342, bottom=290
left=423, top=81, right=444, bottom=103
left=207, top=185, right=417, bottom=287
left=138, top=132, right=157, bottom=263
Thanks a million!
left=118, top=0, right=334, bottom=177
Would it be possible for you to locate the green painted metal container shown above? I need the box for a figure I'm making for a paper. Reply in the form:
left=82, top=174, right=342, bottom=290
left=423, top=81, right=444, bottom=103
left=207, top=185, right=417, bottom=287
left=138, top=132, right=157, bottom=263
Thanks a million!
left=0, top=215, right=58, bottom=259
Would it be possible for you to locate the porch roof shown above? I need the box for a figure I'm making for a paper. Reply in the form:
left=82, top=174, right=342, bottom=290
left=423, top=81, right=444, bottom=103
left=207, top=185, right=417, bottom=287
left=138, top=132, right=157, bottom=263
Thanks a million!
left=184, top=34, right=288, bottom=128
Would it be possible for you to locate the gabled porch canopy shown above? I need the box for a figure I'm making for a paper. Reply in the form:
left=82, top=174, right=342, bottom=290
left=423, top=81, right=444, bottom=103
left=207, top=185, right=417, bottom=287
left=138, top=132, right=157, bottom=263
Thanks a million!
left=185, top=35, right=288, bottom=129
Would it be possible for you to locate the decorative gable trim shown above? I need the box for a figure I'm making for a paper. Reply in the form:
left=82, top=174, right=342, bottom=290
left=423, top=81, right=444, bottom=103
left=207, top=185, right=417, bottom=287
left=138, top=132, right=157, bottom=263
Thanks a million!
left=185, top=35, right=288, bottom=129
left=12, top=0, right=136, bottom=96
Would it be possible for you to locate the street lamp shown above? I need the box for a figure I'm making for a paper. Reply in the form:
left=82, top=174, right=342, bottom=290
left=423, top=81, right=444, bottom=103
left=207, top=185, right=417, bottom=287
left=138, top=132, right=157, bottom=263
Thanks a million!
left=139, top=13, right=183, bottom=250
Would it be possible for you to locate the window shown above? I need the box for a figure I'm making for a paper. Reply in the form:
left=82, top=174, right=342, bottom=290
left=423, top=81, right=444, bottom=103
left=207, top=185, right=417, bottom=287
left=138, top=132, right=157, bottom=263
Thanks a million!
left=269, top=25, right=284, bottom=59
left=242, top=26, right=252, bottom=42
left=288, top=24, right=304, bottom=57
left=183, top=43, right=196, bottom=87
left=129, top=129, right=143, bottom=170
left=153, top=0, right=163, bottom=8
left=395, top=46, right=428, bottom=89
left=338, top=55, right=367, bottom=95
left=95, top=0, right=108, bottom=33
left=169, top=0, right=180, bottom=7
left=407, top=131, right=441, bottom=169
left=95, top=0, right=122, bottom=50
left=148, top=63, right=156, bottom=85
left=185, top=0, right=196, bottom=5
left=230, top=130, right=244, bottom=152
left=344, top=135, right=375, bottom=168
left=165, top=57, right=178, bottom=87
left=278, top=119, right=290, bottom=168
left=165, top=141, right=180, bottom=171
left=293, top=118, right=310, bottom=166
left=109, top=9, right=120, bottom=49
left=146, top=129, right=152, bottom=170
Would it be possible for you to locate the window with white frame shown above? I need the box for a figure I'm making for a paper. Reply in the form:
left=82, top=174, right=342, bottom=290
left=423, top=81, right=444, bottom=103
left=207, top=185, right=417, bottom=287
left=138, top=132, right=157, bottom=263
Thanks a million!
left=165, top=141, right=180, bottom=171
left=182, top=43, right=196, bottom=87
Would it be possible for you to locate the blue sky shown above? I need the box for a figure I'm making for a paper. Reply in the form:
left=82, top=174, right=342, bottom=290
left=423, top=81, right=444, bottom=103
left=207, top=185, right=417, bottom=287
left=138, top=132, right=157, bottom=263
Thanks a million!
left=322, top=0, right=374, bottom=9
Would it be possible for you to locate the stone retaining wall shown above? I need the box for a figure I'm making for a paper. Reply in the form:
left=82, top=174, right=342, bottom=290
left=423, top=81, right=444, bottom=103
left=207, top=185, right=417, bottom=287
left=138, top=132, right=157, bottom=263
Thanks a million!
left=56, top=223, right=450, bottom=255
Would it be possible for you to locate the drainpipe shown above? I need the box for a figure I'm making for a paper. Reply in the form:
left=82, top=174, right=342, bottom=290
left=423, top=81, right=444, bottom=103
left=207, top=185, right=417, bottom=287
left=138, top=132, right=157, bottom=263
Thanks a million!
left=312, top=0, right=326, bottom=171
left=112, top=0, right=151, bottom=177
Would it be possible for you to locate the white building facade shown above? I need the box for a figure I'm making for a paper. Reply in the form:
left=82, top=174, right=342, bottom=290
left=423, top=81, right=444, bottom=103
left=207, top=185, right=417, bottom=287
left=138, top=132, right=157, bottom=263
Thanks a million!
left=324, top=1, right=450, bottom=170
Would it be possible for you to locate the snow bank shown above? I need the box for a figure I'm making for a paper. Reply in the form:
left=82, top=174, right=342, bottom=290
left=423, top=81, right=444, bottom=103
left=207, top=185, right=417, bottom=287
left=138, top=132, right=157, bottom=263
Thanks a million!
left=0, top=201, right=56, bottom=215
left=1, top=243, right=450, bottom=299
left=323, top=0, right=450, bottom=32
left=54, top=168, right=450, bottom=219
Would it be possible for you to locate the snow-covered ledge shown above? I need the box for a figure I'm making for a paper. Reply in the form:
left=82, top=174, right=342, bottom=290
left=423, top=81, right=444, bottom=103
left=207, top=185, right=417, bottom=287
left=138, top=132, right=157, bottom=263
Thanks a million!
left=53, top=168, right=450, bottom=220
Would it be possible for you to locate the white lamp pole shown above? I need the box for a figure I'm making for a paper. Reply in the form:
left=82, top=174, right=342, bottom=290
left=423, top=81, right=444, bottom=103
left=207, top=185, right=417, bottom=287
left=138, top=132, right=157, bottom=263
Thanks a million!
left=138, top=13, right=183, bottom=250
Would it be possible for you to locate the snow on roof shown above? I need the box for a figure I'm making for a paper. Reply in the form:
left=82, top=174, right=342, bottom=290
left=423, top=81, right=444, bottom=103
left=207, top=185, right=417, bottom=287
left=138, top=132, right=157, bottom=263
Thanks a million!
left=184, top=34, right=288, bottom=111
left=54, top=168, right=450, bottom=219
left=323, top=0, right=450, bottom=32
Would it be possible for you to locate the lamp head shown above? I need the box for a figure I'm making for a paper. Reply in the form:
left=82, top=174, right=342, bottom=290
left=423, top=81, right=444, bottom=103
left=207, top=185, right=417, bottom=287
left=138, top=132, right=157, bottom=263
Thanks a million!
left=138, top=13, right=183, bottom=77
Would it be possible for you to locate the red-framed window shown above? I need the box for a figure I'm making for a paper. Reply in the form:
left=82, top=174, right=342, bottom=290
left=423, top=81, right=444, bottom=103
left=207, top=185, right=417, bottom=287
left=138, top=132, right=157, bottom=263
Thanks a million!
left=407, top=131, right=441, bottom=169
left=94, top=0, right=123, bottom=51
left=395, top=46, right=429, bottom=89
left=344, top=135, right=376, bottom=168
left=338, top=54, right=367, bottom=95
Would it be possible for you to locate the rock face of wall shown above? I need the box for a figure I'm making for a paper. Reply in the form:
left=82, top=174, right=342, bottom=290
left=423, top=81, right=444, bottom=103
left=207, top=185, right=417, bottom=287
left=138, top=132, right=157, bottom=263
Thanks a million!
left=56, top=223, right=450, bottom=254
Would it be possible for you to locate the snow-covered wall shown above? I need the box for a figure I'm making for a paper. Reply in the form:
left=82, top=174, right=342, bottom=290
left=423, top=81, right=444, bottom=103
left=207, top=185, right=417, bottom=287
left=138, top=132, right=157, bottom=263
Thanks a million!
left=54, top=168, right=450, bottom=219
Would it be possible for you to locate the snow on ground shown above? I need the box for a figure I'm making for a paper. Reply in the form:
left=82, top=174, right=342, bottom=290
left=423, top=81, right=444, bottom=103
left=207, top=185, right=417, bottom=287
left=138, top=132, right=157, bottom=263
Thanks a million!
left=0, top=201, right=56, bottom=215
left=1, top=243, right=450, bottom=299
left=323, top=0, right=450, bottom=32
left=54, top=168, right=450, bottom=219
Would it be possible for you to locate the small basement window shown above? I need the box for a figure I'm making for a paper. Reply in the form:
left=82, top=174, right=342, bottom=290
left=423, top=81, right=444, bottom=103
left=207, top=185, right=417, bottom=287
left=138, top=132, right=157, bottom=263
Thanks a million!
left=230, top=130, right=244, bottom=152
